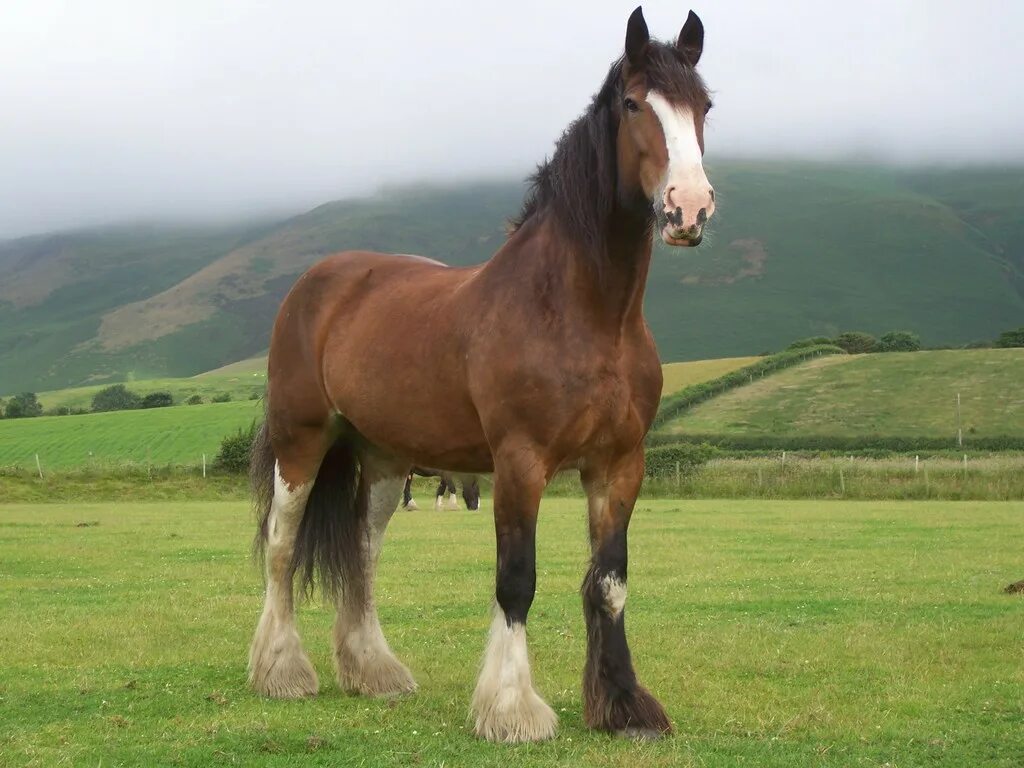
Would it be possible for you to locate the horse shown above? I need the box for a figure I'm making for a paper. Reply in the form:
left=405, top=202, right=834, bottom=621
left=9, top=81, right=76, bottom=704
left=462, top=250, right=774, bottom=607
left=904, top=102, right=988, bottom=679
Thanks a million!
left=248, top=6, right=714, bottom=743
left=402, top=467, right=481, bottom=511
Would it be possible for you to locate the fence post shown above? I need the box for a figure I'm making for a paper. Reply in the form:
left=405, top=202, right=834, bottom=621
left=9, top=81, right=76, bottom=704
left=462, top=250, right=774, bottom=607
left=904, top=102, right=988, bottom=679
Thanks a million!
left=35, top=453, right=43, bottom=480
left=915, top=455, right=919, bottom=474
left=962, top=453, right=967, bottom=480
left=202, top=453, right=207, bottom=479
left=839, top=467, right=845, bottom=496
left=675, top=461, right=680, bottom=489
left=781, top=450, right=786, bottom=470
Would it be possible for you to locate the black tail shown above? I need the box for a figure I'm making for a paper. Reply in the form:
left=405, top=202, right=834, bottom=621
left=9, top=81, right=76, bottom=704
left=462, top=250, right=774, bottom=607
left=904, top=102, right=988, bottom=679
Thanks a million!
left=251, top=420, right=367, bottom=603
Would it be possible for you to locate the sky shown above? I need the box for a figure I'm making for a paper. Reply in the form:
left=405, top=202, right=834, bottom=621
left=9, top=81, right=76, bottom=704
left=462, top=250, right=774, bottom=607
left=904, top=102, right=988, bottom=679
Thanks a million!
left=1, top=0, right=1022, bottom=238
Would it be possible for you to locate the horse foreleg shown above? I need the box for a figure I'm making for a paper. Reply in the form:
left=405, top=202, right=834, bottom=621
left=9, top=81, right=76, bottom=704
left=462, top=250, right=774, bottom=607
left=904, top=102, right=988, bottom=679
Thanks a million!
left=580, top=449, right=671, bottom=737
left=333, top=456, right=416, bottom=696
left=471, top=449, right=556, bottom=742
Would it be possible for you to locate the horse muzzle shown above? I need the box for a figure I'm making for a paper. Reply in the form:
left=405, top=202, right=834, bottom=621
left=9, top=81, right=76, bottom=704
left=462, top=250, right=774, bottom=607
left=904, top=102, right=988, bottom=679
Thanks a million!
left=656, top=205, right=708, bottom=247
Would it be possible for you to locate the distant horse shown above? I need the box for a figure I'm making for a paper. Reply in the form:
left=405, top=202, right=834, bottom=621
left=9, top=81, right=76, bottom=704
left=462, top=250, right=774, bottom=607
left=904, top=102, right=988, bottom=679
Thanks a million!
left=249, top=7, right=714, bottom=743
left=402, top=468, right=481, bottom=511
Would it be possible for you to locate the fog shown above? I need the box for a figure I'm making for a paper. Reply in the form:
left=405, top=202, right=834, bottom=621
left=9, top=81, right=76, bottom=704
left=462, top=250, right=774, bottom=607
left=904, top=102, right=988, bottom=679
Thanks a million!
left=2, top=0, right=1022, bottom=238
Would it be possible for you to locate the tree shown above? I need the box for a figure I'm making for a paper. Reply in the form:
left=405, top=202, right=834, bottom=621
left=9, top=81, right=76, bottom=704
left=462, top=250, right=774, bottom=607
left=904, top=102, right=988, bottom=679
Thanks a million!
left=834, top=331, right=878, bottom=354
left=141, top=392, right=174, bottom=408
left=995, top=327, right=1024, bottom=348
left=91, top=384, right=142, bottom=412
left=877, top=330, right=921, bottom=352
left=5, top=392, right=43, bottom=418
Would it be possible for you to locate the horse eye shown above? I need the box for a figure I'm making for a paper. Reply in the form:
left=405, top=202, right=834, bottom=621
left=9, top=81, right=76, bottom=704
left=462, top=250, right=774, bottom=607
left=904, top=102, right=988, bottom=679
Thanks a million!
left=704, top=100, right=713, bottom=115
left=623, top=97, right=640, bottom=113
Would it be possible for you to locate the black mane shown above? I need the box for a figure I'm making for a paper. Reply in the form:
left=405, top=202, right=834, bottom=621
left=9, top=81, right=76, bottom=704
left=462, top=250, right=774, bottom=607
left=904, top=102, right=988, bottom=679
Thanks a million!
left=509, top=42, right=709, bottom=266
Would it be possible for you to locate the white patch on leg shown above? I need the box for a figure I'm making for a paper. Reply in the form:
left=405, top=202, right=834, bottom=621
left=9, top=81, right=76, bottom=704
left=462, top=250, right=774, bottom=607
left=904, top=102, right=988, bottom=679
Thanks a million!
left=471, top=608, right=557, bottom=743
left=334, top=476, right=416, bottom=696
left=434, top=493, right=444, bottom=510
left=600, top=574, right=627, bottom=620
left=249, top=461, right=318, bottom=698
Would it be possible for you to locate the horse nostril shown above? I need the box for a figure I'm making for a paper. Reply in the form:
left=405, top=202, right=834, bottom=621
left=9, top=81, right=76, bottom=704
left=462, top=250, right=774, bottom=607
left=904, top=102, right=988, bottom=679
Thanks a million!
left=709, top=188, right=715, bottom=203
left=697, top=208, right=708, bottom=226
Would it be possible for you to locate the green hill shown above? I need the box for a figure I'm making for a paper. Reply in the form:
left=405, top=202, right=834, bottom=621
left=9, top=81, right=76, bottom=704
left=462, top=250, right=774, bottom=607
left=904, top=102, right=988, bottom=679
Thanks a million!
left=1, top=164, right=1023, bottom=393
left=658, top=349, right=1024, bottom=441
left=0, top=400, right=260, bottom=469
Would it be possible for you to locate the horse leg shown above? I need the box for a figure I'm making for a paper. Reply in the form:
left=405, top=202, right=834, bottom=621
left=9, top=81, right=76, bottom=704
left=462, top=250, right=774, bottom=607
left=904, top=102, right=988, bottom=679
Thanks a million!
left=462, top=475, right=481, bottom=511
left=248, top=426, right=327, bottom=699
left=402, top=472, right=418, bottom=510
left=471, top=449, right=557, bottom=742
left=580, top=448, right=671, bottom=737
left=445, top=473, right=460, bottom=510
left=333, top=454, right=417, bottom=696
left=434, top=475, right=445, bottom=510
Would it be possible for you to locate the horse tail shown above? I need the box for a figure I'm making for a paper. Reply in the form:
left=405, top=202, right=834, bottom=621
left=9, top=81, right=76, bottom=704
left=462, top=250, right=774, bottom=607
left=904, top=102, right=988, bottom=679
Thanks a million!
left=292, top=435, right=364, bottom=601
left=251, top=421, right=366, bottom=604
left=250, top=418, right=277, bottom=561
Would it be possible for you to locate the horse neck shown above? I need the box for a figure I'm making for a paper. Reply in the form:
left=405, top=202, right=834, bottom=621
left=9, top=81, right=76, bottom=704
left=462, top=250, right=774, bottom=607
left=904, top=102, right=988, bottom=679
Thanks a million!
left=488, top=205, right=654, bottom=335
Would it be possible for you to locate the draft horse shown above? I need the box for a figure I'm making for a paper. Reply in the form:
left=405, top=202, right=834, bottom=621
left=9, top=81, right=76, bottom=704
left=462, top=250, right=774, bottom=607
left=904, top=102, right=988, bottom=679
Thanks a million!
left=402, top=468, right=481, bottom=511
left=249, top=6, right=715, bottom=742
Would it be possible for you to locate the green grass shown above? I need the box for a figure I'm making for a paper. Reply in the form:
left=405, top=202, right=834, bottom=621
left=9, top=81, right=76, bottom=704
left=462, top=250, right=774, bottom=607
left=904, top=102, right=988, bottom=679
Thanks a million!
left=1, top=498, right=1021, bottom=766
left=0, top=400, right=260, bottom=469
left=661, top=356, right=761, bottom=396
left=663, top=349, right=1024, bottom=439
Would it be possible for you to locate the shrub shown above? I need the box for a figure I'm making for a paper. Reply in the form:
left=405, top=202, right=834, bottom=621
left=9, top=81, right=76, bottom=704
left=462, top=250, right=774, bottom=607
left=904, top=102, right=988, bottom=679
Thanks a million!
left=186, top=394, right=204, bottom=405
left=249, top=391, right=262, bottom=401
left=995, top=327, right=1024, bottom=348
left=787, top=336, right=834, bottom=350
left=211, top=393, right=232, bottom=403
left=141, top=392, right=174, bottom=409
left=877, top=331, right=921, bottom=352
left=834, top=331, right=878, bottom=354
left=91, top=384, right=142, bottom=412
left=216, top=422, right=259, bottom=473
left=5, top=392, right=43, bottom=419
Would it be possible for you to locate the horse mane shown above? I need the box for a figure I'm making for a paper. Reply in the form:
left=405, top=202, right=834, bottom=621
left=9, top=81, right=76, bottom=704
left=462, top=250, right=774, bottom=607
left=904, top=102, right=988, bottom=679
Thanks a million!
left=509, top=42, right=708, bottom=268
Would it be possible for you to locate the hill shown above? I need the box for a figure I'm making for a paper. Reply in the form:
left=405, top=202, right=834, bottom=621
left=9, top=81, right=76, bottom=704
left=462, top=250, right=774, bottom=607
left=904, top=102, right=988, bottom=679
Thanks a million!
left=1, top=164, right=1023, bottom=393
left=661, top=356, right=760, bottom=395
left=658, top=349, right=1024, bottom=441
left=0, top=400, right=260, bottom=469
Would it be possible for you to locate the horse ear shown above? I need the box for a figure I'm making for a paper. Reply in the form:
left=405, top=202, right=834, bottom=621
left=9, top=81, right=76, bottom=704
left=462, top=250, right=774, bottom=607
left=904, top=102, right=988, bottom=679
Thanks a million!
left=625, top=6, right=649, bottom=66
left=677, top=10, right=704, bottom=66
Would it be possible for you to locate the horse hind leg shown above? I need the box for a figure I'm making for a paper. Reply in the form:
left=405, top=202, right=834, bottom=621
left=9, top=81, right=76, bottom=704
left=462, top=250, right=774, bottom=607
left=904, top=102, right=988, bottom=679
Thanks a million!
left=333, top=455, right=416, bottom=696
left=248, top=424, right=325, bottom=699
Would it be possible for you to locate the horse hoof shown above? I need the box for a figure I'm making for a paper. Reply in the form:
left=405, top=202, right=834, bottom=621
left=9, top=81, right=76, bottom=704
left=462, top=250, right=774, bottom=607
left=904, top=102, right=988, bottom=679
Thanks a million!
left=249, top=650, right=319, bottom=699
left=337, top=654, right=417, bottom=697
left=405, top=500, right=418, bottom=510
left=617, top=726, right=666, bottom=741
left=472, top=685, right=558, bottom=743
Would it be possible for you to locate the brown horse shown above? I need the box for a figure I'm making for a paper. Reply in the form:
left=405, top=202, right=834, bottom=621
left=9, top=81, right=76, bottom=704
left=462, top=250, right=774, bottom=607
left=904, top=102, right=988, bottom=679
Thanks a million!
left=248, top=6, right=714, bottom=743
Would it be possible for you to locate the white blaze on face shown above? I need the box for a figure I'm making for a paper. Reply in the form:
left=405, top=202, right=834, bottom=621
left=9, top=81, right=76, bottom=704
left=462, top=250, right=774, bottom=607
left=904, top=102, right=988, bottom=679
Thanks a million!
left=646, top=90, right=713, bottom=230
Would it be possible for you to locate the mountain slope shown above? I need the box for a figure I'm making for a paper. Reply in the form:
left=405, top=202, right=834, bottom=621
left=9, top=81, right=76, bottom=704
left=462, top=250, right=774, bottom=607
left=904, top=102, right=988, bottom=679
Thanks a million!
left=1, top=164, right=1022, bottom=393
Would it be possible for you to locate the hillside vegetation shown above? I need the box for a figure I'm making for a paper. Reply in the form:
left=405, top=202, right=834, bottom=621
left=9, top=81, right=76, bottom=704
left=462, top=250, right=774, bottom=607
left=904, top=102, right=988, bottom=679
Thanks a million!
left=1, top=164, right=1023, bottom=392
left=0, top=401, right=260, bottom=469
left=660, top=348, right=1024, bottom=440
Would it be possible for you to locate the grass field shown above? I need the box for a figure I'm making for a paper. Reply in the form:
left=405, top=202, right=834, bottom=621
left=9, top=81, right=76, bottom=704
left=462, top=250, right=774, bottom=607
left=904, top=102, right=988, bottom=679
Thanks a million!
left=1, top=498, right=1022, bottom=767
left=662, top=349, right=1024, bottom=438
left=0, top=401, right=260, bottom=469
left=660, top=356, right=761, bottom=396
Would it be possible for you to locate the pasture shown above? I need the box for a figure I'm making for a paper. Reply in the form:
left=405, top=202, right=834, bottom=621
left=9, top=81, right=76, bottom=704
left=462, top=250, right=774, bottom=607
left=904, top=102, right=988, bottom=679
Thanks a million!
left=660, top=356, right=761, bottom=396
left=0, top=401, right=260, bottom=469
left=2, top=498, right=1021, bottom=767
left=661, top=349, right=1024, bottom=440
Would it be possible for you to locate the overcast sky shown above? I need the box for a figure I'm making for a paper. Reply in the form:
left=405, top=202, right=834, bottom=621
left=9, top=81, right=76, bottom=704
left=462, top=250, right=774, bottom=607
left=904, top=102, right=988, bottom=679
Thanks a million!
left=1, top=0, right=1022, bottom=238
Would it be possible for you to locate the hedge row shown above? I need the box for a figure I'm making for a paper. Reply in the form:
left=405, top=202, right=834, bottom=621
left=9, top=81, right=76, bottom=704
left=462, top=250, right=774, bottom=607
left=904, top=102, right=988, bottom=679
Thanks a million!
left=645, top=433, right=1024, bottom=452
left=651, top=344, right=846, bottom=432
left=644, top=443, right=720, bottom=477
